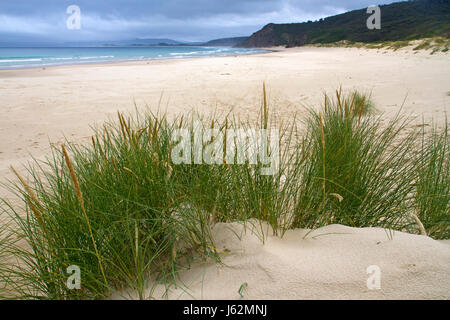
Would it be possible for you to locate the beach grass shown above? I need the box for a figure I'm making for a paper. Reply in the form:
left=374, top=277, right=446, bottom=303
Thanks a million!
left=415, top=122, right=449, bottom=239
left=314, top=37, right=450, bottom=54
left=0, top=112, right=220, bottom=299
left=0, top=87, right=448, bottom=299
left=291, top=89, right=418, bottom=230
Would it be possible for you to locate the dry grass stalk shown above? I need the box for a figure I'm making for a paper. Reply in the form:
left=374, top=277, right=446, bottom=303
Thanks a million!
left=118, top=112, right=128, bottom=142
left=262, top=83, right=269, bottom=130
left=412, top=213, right=427, bottom=236
left=61, top=144, right=109, bottom=289
left=10, top=166, right=50, bottom=241
left=62, top=145, right=84, bottom=210
left=319, top=112, right=327, bottom=203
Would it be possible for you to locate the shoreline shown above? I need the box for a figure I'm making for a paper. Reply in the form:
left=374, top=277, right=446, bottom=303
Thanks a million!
left=0, top=47, right=275, bottom=72
left=0, top=44, right=445, bottom=74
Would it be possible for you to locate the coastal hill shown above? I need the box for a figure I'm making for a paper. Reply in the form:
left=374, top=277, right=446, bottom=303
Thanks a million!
left=203, top=36, right=249, bottom=47
left=236, top=0, right=450, bottom=48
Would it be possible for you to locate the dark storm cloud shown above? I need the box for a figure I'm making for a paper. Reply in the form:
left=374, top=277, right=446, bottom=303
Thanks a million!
left=0, top=0, right=396, bottom=42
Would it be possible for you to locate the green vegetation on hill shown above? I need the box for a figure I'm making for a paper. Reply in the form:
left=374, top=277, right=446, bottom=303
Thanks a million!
left=204, top=37, right=249, bottom=47
left=237, top=0, right=450, bottom=48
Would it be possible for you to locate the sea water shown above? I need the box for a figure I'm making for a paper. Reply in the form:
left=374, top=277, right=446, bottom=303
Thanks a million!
left=0, top=46, right=265, bottom=69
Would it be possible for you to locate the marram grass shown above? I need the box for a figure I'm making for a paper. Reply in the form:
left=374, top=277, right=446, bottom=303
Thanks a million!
left=291, top=89, right=418, bottom=230
left=0, top=88, right=448, bottom=300
left=415, top=122, right=449, bottom=239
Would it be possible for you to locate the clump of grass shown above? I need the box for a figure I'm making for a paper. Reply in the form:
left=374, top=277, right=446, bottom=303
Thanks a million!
left=365, top=43, right=385, bottom=50
left=291, top=89, right=417, bottom=230
left=0, top=112, right=222, bottom=299
left=314, top=37, right=450, bottom=54
left=0, top=86, right=293, bottom=299
left=414, top=40, right=432, bottom=51
left=412, top=37, right=450, bottom=53
left=387, top=40, right=410, bottom=51
left=350, top=90, right=376, bottom=116
left=172, top=84, right=304, bottom=236
left=414, top=123, right=449, bottom=239
left=0, top=219, right=11, bottom=297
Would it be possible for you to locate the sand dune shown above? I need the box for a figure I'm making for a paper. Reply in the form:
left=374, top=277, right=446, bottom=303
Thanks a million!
left=115, top=221, right=450, bottom=300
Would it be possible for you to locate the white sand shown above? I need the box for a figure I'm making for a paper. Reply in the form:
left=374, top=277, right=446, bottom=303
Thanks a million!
left=115, top=221, right=450, bottom=300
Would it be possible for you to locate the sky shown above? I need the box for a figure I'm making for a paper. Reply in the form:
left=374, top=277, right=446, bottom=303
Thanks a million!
left=0, top=0, right=396, bottom=43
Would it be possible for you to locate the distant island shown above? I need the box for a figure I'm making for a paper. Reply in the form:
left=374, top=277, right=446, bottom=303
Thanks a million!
left=236, top=0, right=450, bottom=48
left=64, top=37, right=249, bottom=48
left=112, top=37, right=249, bottom=47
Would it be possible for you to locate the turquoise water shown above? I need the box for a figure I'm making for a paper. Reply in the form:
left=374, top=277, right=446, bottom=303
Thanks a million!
left=0, top=46, right=265, bottom=69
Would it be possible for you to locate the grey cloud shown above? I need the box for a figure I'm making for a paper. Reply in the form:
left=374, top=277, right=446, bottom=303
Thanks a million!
left=0, top=0, right=396, bottom=42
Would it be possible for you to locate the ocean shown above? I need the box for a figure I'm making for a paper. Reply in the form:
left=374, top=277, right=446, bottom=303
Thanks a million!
left=0, top=46, right=265, bottom=69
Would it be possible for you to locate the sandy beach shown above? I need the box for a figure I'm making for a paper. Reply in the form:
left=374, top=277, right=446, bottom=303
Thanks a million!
left=1, top=46, right=449, bottom=186
left=0, top=46, right=449, bottom=300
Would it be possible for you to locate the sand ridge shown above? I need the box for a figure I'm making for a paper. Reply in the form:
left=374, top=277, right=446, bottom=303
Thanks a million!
left=115, top=221, right=450, bottom=300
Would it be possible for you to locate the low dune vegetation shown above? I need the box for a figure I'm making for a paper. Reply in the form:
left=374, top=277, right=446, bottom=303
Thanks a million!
left=314, top=37, right=450, bottom=54
left=415, top=123, right=449, bottom=239
left=292, top=91, right=418, bottom=230
left=0, top=87, right=448, bottom=299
